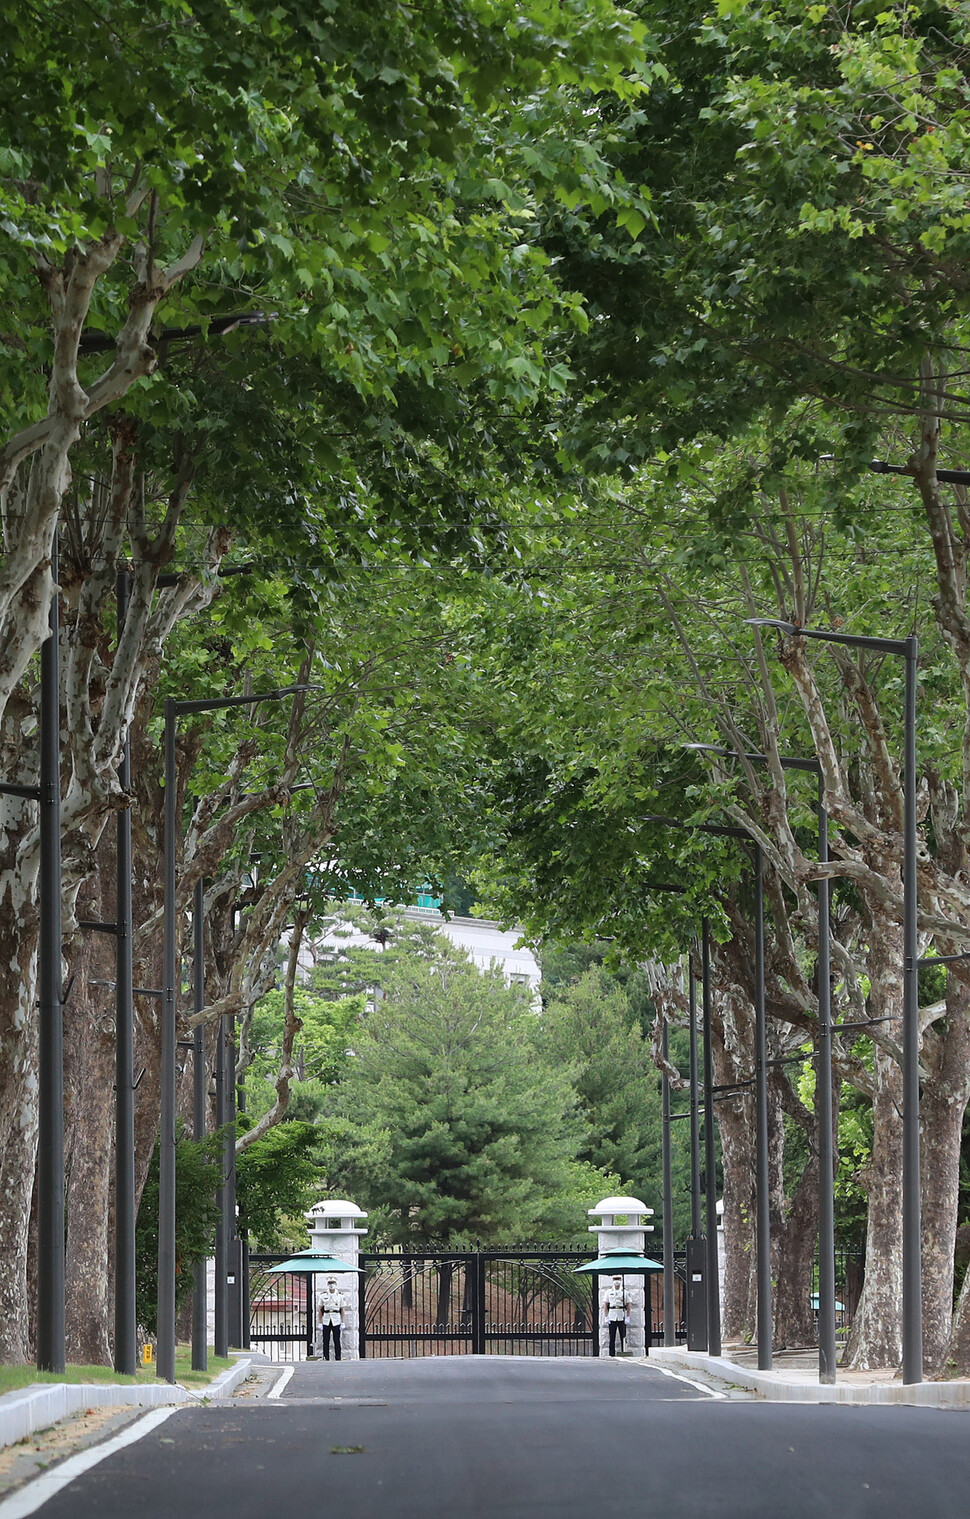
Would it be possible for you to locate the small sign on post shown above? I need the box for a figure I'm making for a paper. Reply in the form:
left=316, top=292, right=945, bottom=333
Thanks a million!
left=142, top=1342, right=154, bottom=1366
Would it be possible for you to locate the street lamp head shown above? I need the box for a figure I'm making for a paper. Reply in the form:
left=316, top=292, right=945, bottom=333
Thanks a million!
left=744, top=617, right=801, bottom=636
left=174, top=682, right=324, bottom=715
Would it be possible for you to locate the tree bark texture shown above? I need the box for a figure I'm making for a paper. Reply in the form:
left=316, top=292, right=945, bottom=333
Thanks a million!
left=948, top=1235, right=970, bottom=1374
left=919, top=972, right=970, bottom=1376
left=843, top=918, right=904, bottom=1369
left=0, top=880, right=40, bottom=1363
left=63, top=916, right=116, bottom=1366
left=716, top=1088, right=757, bottom=1343
left=711, top=983, right=757, bottom=1344
left=773, top=1147, right=820, bottom=1349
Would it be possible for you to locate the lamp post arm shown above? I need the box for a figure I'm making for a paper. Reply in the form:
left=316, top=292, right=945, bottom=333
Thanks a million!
left=745, top=618, right=908, bottom=657
left=174, top=683, right=321, bottom=716
left=751, top=626, right=886, bottom=852
left=870, top=459, right=970, bottom=486
left=638, top=813, right=749, bottom=841
left=685, top=742, right=820, bottom=774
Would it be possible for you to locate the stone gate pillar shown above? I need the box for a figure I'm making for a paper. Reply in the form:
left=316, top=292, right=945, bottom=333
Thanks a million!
left=588, top=1195, right=655, bottom=1355
left=306, top=1198, right=367, bottom=1360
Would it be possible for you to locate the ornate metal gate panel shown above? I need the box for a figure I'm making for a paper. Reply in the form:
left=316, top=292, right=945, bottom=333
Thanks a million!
left=359, top=1249, right=598, bottom=1358
left=249, top=1247, right=689, bottom=1360
left=248, top=1253, right=313, bottom=1361
left=359, top=1252, right=474, bottom=1357
left=481, top=1253, right=596, bottom=1355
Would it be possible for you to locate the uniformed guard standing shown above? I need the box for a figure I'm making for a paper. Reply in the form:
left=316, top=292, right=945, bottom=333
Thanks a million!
left=603, top=1275, right=631, bottom=1357
left=316, top=1276, right=345, bottom=1361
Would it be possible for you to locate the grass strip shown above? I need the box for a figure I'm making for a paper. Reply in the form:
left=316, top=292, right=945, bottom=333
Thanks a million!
left=0, top=1350, right=235, bottom=1397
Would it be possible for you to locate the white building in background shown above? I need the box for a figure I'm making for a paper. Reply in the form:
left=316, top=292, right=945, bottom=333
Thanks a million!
left=414, top=906, right=540, bottom=991
left=302, top=900, right=541, bottom=996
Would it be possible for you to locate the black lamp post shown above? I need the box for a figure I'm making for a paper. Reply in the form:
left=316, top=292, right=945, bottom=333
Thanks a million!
left=686, top=959, right=707, bottom=1351
left=686, top=741, right=837, bottom=1384
left=640, top=878, right=690, bottom=1350
left=191, top=878, right=207, bottom=1372
left=112, top=570, right=138, bottom=1375
left=700, top=919, right=722, bottom=1358
left=747, top=617, right=922, bottom=1385
left=642, top=815, right=770, bottom=1368
left=869, top=459, right=970, bottom=486
left=653, top=950, right=706, bottom=1350
left=38, top=540, right=64, bottom=1373
left=213, top=1001, right=229, bottom=1360
left=661, top=1023, right=676, bottom=1347
left=158, top=683, right=317, bottom=1385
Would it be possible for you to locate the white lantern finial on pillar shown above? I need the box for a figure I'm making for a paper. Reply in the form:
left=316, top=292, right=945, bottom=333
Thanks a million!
left=588, top=1196, right=654, bottom=1356
left=305, top=1199, right=367, bottom=1360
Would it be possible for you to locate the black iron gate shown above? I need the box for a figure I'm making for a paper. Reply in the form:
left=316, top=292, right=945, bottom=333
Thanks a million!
left=248, top=1253, right=313, bottom=1360
left=248, top=1247, right=689, bottom=1360
left=359, top=1248, right=687, bottom=1358
left=360, top=1250, right=595, bottom=1357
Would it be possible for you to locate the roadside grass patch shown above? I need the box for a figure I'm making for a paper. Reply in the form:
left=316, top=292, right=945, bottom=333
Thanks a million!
left=0, top=1349, right=233, bottom=1396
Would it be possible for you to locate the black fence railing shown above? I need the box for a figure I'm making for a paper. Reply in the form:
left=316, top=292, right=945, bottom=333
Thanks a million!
left=248, top=1254, right=313, bottom=1361
left=248, top=1244, right=697, bottom=1361
left=359, top=1249, right=689, bottom=1359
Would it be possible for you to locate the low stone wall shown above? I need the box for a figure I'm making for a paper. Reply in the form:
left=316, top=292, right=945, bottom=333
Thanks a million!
left=0, top=1357, right=252, bottom=1450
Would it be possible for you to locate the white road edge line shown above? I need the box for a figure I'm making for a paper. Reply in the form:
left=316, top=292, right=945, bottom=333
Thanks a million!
left=0, top=1405, right=181, bottom=1519
left=652, top=1364, right=725, bottom=1399
left=267, top=1366, right=294, bottom=1400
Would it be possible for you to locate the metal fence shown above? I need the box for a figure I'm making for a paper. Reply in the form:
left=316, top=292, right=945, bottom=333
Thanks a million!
left=248, top=1244, right=693, bottom=1361
left=360, top=1250, right=594, bottom=1357
left=807, top=1247, right=865, bottom=1346
left=248, top=1254, right=313, bottom=1361
left=359, top=1248, right=689, bottom=1358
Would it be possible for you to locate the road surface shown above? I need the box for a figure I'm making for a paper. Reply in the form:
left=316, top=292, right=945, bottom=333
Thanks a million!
left=8, top=1357, right=970, bottom=1519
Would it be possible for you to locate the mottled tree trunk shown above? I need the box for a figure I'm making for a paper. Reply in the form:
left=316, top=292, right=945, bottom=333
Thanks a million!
left=844, top=1026, right=903, bottom=1367
left=0, top=844, right=40, bottom=1364
left=132, top=858, right=165, bottom=1233
left=920, top=974, right=970, bottom=1376
left=842, top=914, right=904, bottom=1370
left=771, top=1047, right=822, bottom=1351
left=63, top=854, right=117, bottom=1366
left=63, top=993, right=115, bottom=1364
left=948, top=1246, right=970, bottom=1375
left=718, top=1097, right=756, bottom=1342
left=774, top=1151, right=819, bottom=1348
left=59, top=812, right=168, bottom=1366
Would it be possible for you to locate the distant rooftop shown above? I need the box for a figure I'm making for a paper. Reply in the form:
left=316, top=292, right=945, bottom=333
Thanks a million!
left=304, top=898, right=540, bottom=992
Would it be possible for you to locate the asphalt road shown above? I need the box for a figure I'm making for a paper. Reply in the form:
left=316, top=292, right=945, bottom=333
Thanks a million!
left=18, top=1357, right=970, bottom=1519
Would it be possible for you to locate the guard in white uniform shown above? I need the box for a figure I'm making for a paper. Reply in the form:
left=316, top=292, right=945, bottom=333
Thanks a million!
left=604, top=1275, right=630, bottom=1357
left=316, top=1277, right=345, bottom=1361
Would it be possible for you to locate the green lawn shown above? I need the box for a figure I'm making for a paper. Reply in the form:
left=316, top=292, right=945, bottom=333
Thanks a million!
left=0, top=1348, right=235, bottom=1397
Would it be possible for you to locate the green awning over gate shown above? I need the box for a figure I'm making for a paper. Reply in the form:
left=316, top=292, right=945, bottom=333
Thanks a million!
left=267, top=1252, right=363, bottom=1274
left=573, top=1250, right=664, bottom=1274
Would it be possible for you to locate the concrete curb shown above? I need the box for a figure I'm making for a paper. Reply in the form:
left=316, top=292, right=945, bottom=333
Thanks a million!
left=648, top=1348, right=970, bottom=1406
left=0, top=1358, right=253, bottom=1450
left=202, top=1357, right=253, bottom=1400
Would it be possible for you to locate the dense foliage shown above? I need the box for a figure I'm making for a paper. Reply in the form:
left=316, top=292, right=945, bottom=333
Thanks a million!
left=7, top=0, right=970, bottom=1378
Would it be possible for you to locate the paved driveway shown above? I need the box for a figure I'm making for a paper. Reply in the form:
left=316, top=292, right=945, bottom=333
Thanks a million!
left=15, top=1357, right=970, bottom=1519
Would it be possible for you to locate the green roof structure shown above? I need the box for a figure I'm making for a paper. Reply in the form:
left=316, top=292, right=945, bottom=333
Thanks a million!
left=267, top=1252, right=363, bottom=1274
left=573, top=1249, right=664, bottom=1274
